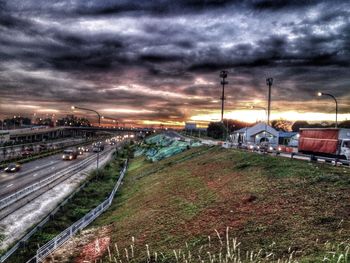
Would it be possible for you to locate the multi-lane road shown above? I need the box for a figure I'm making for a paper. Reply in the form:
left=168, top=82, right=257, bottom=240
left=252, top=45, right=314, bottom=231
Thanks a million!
left=0, top=149, right=97, bottom=200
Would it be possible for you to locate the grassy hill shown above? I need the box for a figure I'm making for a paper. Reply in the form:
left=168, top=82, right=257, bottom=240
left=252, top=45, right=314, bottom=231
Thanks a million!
left=52, top=146, right=350, bottom=262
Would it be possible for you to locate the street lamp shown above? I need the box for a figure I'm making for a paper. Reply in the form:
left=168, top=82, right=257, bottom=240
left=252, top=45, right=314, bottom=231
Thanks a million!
left=220, top=70, right=228, bottom=122
left=266, top=77, right=273, bottom=125
left=317, top=92, right=338, bottom=128
left=13, top=116, right=16, bottom=130
left=71, top=106, right=101, bottom=126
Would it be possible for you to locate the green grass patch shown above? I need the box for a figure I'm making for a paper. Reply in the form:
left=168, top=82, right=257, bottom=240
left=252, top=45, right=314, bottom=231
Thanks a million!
left=76, top=146, right=350, bottom=263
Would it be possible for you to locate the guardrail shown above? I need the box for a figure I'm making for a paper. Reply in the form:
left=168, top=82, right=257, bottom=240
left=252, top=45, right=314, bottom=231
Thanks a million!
left=0, top=148, right=116, bottom=263
left=0, top=138, right=87, bottom=162
left=281, top=151, right=350, bottom=166
left=34, top=160, right=128, bottom=263
left=0, top=147, right=113, bottom=211
left=223, top=143, right=350, bottom=167
left=0, top=154, right=95, bottom=211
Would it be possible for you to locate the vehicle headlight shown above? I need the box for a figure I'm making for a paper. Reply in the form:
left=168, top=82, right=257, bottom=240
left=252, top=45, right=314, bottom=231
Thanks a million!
left=269, top=147, right=273, bottom=151
left=69, top=156, right=73, bottom=159
left=11, top=168, right=16, bottom=171
left=278, top=147, right=282, bottom=151
left=257, top=146, right=260, bottom=149
left=4, top=168, right=8, bottom=171
left=62, top=155, right=66, bottom=158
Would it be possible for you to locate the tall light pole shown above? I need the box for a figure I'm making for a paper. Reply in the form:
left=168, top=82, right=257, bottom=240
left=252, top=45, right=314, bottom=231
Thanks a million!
left=266, top=77, right=273, bottom=125
left=71, top=106, right=101, bottom=126
left=317, top=92, right=338, bottom=128
left=220, top=70, right=228, bottom=122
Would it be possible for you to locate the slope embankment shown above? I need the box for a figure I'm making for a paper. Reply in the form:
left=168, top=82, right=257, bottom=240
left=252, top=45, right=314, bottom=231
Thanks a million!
left=49, top=145, right=350, bottom=263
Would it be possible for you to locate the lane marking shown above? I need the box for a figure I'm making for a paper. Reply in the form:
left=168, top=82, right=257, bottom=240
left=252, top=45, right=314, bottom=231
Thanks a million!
left=6, top=184, right=13, bottom=188
left=33, top=173, right=38, bottom=177
left=51, top=167, right=55, bottom=170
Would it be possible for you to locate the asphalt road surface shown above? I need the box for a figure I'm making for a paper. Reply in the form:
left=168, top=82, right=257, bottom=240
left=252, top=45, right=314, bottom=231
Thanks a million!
left=0, top=145, right=108, bottom=200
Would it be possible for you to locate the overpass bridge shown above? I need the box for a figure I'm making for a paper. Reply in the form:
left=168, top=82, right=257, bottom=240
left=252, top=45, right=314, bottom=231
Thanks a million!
left=1, top=126, right=152, bottom=144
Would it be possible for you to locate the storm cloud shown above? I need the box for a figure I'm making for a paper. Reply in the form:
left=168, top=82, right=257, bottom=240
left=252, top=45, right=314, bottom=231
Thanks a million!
left=0, top=0, right=349, bottom=124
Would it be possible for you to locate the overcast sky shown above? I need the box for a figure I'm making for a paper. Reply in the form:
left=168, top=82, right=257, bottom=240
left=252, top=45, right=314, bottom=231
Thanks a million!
left=0, top=0, right=349, bottom=125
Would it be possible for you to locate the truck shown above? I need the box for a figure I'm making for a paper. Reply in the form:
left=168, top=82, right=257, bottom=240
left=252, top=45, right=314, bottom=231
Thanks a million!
left=298, top=128, right=350, bottom=160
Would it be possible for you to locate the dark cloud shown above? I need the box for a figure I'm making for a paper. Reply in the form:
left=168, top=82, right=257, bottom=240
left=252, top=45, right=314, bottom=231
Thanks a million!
left=0, top=0, right=350, bottom=123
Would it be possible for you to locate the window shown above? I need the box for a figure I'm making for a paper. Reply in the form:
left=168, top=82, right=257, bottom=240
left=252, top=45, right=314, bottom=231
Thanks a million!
left=343, top=141, right=350, bottom=148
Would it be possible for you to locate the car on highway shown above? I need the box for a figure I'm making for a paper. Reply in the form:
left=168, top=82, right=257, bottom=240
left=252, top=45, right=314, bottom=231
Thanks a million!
left=4, top=163, right=21, bottom=172
left=77, top=147, right=85, bottom=155
left=62, top=149, right=78, bottom=160
left=93, top=142, right=105, bottom=152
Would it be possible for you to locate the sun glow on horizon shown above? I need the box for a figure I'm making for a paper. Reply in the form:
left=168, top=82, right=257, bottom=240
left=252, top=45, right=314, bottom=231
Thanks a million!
left=190, top=110, right=350, bottom=123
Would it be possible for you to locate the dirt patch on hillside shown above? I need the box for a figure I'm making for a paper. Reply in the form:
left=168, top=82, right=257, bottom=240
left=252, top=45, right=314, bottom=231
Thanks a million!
left=44, top=226, right=112, bottom=263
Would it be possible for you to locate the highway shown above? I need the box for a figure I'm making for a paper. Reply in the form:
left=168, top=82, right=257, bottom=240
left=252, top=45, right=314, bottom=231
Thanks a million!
left=0, top=145, right=102, bottom=200
left=0, top=137, right=85, bottom=161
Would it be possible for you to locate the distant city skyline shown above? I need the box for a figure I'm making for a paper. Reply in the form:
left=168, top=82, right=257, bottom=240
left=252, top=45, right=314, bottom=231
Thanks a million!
left=0, top=1, right=349, bottom=126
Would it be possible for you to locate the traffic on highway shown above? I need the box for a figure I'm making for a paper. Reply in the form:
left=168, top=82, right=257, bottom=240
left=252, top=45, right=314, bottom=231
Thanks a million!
left=0, top=138, right=118, bottom=201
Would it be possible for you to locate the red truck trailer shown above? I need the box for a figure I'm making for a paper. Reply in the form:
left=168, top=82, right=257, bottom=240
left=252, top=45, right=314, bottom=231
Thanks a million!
left=298, top=128, right=350, bottom=160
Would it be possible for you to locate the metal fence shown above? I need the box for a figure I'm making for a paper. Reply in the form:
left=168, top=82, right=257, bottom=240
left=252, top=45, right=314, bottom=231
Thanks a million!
left=33, top=160, right=128, bottom=263
left=0, top=149, right=116, bottom=263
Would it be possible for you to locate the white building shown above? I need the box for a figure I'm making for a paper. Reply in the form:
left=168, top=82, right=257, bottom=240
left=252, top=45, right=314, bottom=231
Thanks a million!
left=231, top=122, right=279, bottom=146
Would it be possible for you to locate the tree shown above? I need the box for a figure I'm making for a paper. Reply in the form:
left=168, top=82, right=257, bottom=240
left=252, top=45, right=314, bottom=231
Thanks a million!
left=35, top=117, right=54, bottom=127
left=207, top=119, right=252, bottom=139
left=339, top=120, right=350, bottom=128
left=291, top=121, right=309, bottom=132
left=56, top=115, right=91, bottom=127
left=207, top=122, right=225, bottom=139
left=271, top=119, right=293, bottom=131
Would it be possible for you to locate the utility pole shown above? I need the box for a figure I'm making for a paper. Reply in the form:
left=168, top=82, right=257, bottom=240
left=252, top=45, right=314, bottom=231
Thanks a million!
left=96, top=150, right=99, bottom=176
left=220, top=71, right=228, bottom=122
left=266, top=78, right=273, bottom=125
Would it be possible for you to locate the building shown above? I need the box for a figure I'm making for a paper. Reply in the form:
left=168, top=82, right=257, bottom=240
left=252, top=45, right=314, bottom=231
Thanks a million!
left=231, top=122, right=279, bottom=146
left=185, top=122, right=197, bottom=130
left=278, top=132, right=299, bottom=146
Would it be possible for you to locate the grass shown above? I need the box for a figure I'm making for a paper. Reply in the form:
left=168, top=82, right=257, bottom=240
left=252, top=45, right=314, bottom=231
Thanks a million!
left=50, top=228, right=349, bottom=263
left=5, top=145, right=131, bottom=263
left=34, top=146, right=350, bottom=262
